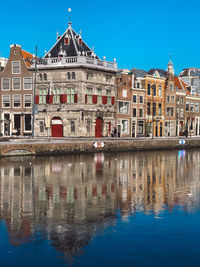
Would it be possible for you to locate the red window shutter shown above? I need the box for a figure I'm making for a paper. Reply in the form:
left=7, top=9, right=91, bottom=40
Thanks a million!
left=35, top=95, right=39, bottom=104
left=111, top=96, right=115, bottom=105
left=102, top=96, right=107, bottom=104
left=46, top=95, right=53, bottom=104
left=85, top=94, right=87, bottom=103
left=64, top=38, right=69, bottom=45
left=74, top=94, right=78, bottom=103
left=92, top=95, right=97, bottom=104
left=60, top=94, right=67, bottom=103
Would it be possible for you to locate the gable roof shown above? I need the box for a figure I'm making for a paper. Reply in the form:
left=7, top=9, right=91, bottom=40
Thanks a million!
left=44, top=25, right=97, bottom=59
left=174, top=76, right=188, bottom=91
left=21, top=50, right=33, bottom=67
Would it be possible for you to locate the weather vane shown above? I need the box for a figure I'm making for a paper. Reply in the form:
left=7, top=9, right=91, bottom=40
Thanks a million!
left=68, top=8, right=72, bottom=26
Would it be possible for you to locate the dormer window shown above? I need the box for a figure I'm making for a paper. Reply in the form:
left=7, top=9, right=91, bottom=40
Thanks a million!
left=78, top=37, right=82, bottom=46
left=64, top=33, right=70, bottom=45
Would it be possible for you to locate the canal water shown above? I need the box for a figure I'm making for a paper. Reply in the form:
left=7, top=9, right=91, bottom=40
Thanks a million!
left=0, top=149, right=200, bottom=266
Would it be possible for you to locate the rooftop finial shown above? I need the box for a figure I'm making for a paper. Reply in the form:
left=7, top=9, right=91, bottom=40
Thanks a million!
left=68, top=8, right=72, bottom=27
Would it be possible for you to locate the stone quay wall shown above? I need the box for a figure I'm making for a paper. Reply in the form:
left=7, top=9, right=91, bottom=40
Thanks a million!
left=0, top=138, right=200, bottom=157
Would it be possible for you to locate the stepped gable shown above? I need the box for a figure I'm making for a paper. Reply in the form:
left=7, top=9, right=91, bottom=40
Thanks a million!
left=147, top=68, right=167, bottom=77
left=44, top=24, right=98, bottom=59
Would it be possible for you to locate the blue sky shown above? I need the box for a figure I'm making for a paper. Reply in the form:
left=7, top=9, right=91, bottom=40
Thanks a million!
left=0, top=0, right=199, bottom=74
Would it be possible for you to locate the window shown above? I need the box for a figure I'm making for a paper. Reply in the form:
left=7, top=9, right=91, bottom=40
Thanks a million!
left=171, top=96, right=174, bottom=102
left=67, top=88, right=75, bottom=103
left=176, top=107, right=179, bottom=118
left=122, top=120, right=128, bottom=133
left=39, top=73, right=43, bottom=81
left=97, top=88, right=102, bottom=104
left=13, top=95, right=21, bottom=107
left=86, top=72, right=93, bottom=80
left=186, top=101, right=189, bottom=111
left=147, top=102, right=151, bottom=115
left=44, top=73, right=47, bottom=80
left=40, top=120, right=44, bottom=132
left=12, top=61, right=20, bottom=74
left=171, top=107, right=174, bottom=116
left=158, top=85, right=162, bottom=96
left=139, top=96, right=143, bottom=103
left=170, top=84, right=173, bottom=91
left=24, top=78, right=32, bottom=90
left=136, top=82, right=140, bottom=89
left=39, top=89, right=47, bottom=104
left=118, top=101, right=129, bottom=114
left=24, top=95, right=32, bottom=107
left=133, top=95, right=137, bottom=103
left=86, top=88, right=93, bottom=103
left=166, top=107, right=170, bottom=116
left=133, top=108, right=136, bottom=117
left=152, top=84, right=156, bottom=96
left=167, top=95, right=170, bottom=102
left=67, top=72, right=71, bottom=79
left=180, top=97, right=184, bottom=105
left=147, top=84, right=151, bottom=95
left=72, top=72, right=75, bottom=80
left=153, top=103, right=156, bottom=116
left=191, top=102, right=194, bottom=112
left=138, top=121, right=144, bottom=134
left=2, top=78, right=10, bottom=90
left=122, top=89, right=127, bottom=97
left=180, top=108, right=184, bottom=119
left=25, top=114, right=31, bottom=131
left=71, top=120, right=75, bottom=133
left=106, top=90, right=111, bottom=104
left=195, top=102, right=199, bottom=113
left=53, top=88, right=61, bottom=103
left=158, top=103, right=162, bottom=116
left=106, top=75, right=112, bottom=83
left=13, top=78, right=21, bottom=90
left=139, top=109, right=143, bottom=117
left=177, top=96, right=179, bottom=105
left=2, top=95, right=10, bottom=107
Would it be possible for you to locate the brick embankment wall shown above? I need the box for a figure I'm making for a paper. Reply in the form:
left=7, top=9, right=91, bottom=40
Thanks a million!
left=0, top=138, right=200, bottom=157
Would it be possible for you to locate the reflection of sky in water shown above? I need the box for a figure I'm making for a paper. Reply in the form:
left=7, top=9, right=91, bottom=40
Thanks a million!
left=178, top=150, right=186, bottom=159
left=0, top=150, right=200, bottom=266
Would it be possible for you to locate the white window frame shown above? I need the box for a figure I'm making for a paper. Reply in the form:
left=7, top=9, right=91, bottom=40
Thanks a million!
left=12, top=77, right=21, bottom=90
left=12, top=61, right=21, bottom=74
left=122, top=89, right=127, bottom=98
left=2, top=95, right=10, bottom=108
left=24, top=94, right=32, bottom=108
left=1, top=78, right=10, bottom=90
left=13, top=94, right=21, bottom=108
left=121, top=119, right=128, bottom=133
left=23, top=77, right=32, bottom=90
left=118, top=101, right=129, bottom=115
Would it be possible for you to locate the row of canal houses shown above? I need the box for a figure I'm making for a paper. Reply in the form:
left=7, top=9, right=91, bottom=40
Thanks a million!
left=0, top=19, right=199, bottom=138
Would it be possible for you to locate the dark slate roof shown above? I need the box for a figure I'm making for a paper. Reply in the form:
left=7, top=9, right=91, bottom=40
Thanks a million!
left=147, top=68, right=167, bottom=77
left=44, top=25, right=98, bottom=59
left=179, top=68, right=200, bottom=77
left=132, top=68, right=147, bottom=78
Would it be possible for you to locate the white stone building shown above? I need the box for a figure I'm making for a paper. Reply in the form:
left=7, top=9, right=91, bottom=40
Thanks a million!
left=31, top=19, right=117, bottom=138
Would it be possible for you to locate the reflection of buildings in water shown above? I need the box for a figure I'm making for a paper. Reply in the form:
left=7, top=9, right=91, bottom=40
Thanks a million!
left=0, top=150, right=200, bottom=252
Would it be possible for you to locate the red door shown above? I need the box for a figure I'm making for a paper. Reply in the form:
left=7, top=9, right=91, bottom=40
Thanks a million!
left=95, top=118, right=102, bottom=137
left=51, top=118, right=63, bottom=137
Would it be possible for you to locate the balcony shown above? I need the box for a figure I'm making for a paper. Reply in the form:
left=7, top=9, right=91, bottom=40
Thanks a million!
left=30, top=56, right=118, bottom=72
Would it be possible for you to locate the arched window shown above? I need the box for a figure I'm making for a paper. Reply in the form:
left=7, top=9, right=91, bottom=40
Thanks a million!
left=72, top=72, right=75, bottom=80
left=44, top=73, right=47, bottom=81
left=67, top=72, right=71, bottom=80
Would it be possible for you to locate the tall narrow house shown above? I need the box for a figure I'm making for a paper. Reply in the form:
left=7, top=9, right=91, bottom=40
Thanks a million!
left=31, top=18, right=117, bottom=138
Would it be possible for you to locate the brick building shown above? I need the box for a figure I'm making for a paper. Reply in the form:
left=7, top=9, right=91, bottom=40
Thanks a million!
left=132, top=69, right=146, bottom=137
left=116, top=69, right=132, bottom=137
left=164, top=60, right=176, bottom=136
left=31, top=19, right=117, bottom=138
left=0, top=45, right=33, bottom=136
left=141, top=70, right=165, bottom=137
